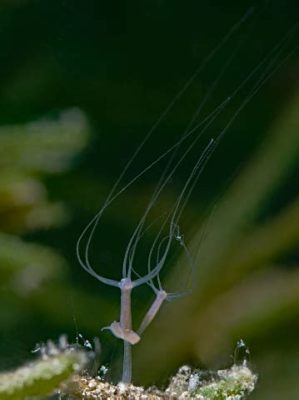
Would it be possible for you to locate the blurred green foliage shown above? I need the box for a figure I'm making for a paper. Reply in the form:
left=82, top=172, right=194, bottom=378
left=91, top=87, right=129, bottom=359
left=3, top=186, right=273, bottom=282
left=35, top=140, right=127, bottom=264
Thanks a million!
left=0, top=1, right=298, bottom=400
left=0, top=340, right=88, bottom=400
left=0, top=109, right=90, bottom=358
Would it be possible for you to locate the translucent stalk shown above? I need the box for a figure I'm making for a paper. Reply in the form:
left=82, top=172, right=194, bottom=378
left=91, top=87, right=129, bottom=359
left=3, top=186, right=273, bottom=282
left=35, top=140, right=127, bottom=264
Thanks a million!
left=119, top=278, right=133, bottom=383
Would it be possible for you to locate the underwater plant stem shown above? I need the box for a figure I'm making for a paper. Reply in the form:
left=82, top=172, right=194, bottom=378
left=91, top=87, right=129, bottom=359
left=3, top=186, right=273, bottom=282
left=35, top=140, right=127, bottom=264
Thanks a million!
left=120, top=278, right=133, bottom=383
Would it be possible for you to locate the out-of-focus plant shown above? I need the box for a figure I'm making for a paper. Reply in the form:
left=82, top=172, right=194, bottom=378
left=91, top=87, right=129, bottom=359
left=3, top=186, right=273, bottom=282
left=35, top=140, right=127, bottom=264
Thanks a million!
left=0, top=108, right=89, bottom=341
left=0, top=337, right=89, bottom=400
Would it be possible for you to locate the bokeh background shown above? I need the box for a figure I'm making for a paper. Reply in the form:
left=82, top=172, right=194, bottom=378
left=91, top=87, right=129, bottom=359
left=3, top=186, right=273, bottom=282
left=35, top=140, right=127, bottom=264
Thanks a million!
left=0, top=1, right=298, bottom=399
